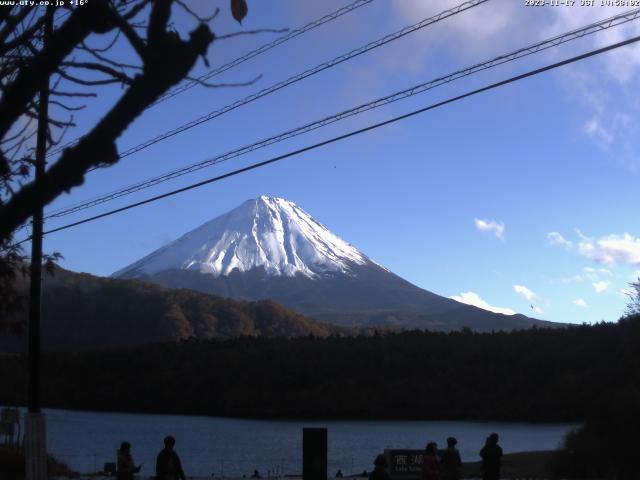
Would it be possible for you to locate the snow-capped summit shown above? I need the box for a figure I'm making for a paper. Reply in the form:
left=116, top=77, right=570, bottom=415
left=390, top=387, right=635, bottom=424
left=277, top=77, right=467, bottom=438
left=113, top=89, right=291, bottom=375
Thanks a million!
left=113, top=196, right=371, bottom=279
left=114, top=195, right=556, bottom=332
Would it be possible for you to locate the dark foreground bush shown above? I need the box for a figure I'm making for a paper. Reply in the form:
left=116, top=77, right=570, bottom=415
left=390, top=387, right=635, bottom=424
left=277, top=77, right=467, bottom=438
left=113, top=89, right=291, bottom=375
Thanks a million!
left=549, top=401, right=640, bottom=479
left=0, top=445, right=76, bottom=480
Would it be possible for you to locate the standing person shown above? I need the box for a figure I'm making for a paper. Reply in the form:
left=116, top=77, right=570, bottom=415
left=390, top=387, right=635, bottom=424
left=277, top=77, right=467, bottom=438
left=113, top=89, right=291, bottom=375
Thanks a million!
left=117, top=441, right=141, bottom=480
left=369, top=454, right=390, bottom=480
left=156, top=435, right=186, bottom=480
left=421, top=442, right=440, bottom=480
left=440, top=437, right=462, bottom=480
left=479, top=433, right=502, bottom=480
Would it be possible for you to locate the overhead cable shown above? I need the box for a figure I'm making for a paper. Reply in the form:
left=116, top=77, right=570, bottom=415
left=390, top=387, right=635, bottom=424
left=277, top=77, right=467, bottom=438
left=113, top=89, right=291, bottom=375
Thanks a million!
left=47, top=0, right=377, bottom=156
left=47, top=0, right=491, bottom=164
left=23, top=33, right=640, bottom=242
left=44, top=7, right=640, bottom=220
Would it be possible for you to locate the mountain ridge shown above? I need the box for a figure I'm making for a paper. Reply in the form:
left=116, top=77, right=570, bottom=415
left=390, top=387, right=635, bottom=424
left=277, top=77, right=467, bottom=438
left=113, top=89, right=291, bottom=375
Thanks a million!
left=114, top=196, right=560, bottom=331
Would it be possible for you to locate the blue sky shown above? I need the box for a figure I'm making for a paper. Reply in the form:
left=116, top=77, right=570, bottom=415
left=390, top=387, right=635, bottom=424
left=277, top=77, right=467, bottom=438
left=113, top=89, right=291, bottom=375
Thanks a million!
left=33, top=0, right=640, bottom=324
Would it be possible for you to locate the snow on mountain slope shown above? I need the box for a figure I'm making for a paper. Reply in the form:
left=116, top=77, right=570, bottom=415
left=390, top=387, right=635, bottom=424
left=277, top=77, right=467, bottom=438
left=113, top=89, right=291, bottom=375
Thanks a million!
left=113, top=196, right=372, bottom=279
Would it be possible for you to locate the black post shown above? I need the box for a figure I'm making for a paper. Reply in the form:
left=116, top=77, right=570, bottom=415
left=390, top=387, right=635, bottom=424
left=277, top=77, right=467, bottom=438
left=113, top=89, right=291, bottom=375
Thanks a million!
left=25, top=9, right=52, bottom=480
left=303, top=427, right=327, bottom=480
left=28, top=8, right=51, bottom=416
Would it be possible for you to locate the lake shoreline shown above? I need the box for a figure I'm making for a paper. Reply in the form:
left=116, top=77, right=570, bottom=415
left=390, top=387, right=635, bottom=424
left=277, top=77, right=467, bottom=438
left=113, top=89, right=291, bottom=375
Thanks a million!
left=2, top=403, right=585, bottom=425
left=3, top=407, right=575, bottom=477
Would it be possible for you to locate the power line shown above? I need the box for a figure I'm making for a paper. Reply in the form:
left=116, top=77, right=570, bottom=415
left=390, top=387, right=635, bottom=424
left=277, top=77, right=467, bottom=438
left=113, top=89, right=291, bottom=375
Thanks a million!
left=47, top=0, right=490, bottom=166
left=156, top=0, right=376, bottom=104
left=44, top=7, right=640, bottom=220
left=24, top=33, right=640, bottom=243
left=47, top=0, right=376, bottom=157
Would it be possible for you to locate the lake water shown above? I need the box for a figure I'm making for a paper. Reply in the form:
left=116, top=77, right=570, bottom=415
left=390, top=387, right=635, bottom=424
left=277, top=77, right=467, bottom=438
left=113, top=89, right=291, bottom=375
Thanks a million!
left=30, top=408, right=576, bottom=476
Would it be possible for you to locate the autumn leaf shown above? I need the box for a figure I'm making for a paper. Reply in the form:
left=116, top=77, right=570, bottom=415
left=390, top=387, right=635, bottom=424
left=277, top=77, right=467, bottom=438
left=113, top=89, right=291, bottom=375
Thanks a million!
left=231, top=0, right=248, bottom=24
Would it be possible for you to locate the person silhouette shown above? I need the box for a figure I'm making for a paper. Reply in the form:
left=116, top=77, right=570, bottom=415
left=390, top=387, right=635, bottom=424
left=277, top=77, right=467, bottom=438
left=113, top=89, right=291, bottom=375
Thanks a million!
left=156, top=436, right=186, bottom=480
left=479, top=433, right=503, bottom=480
left=117, top=441, right=141, bottom=480
left=440, top=437, right=462, bottom=480
left=336, top=469, right=344, bottom=478
left=368, top=454, right=390, bottom=480
left=421, top=442, right=439, bottom=480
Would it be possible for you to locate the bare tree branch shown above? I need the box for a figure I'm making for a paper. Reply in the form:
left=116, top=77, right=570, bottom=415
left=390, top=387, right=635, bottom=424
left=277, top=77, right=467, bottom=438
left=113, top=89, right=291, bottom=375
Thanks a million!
left=1, top=117, right=34, bottom=145
left=0, top=8, right=31, bottom=44
left=83, top=29, right=121, bottom=53
left=111, top=12, right=146, bottom=59
left=0, top=16, right=46, bottom=56
left=61, top=61, right=135, bottom=84
left=51, top=90, right=98, bottom=98
left=175, top=1, right=219, bottom=23
left=0, top=2, right=216, bottom=241
left=48, top=100, right=86, bottom=112
left=56, top=68, right=126, bottom=86
left=80, top=42, right=143, bottom=71
left=0, top=1, right=117, bottom=144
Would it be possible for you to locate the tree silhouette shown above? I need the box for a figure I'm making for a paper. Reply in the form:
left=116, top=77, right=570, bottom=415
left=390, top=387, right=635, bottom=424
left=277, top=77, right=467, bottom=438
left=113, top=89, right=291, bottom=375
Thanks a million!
left=0, top=0, right=249, bottom=243
left=0, top=0, right=250, bottom=325
left=624, top=277, right=640, bottom=316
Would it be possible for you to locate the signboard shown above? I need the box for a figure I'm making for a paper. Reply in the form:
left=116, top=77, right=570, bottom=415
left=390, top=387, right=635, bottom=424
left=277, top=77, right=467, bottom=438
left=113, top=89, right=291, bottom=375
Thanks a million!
left=385, top=450, right=424, bottom=479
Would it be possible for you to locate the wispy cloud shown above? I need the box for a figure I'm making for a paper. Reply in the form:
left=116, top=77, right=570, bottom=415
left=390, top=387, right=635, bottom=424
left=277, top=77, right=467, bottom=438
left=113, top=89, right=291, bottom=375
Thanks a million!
left=391, top=0, right=524, bottom=66
left=514, top=284, right=536, bottom=301
left=584, top=267, right=612, bottom=277
left=474, top=218, right=505, bottom=241
left=549, top=231, right=640, bottom=266
left=578, top=233, right=640, bottom=265
left=451, top=291, right=515, bottom=316
left=532, top=305, right=544, bottom=315
left=593, top=281, right=609, bottom=293
left=573, top=298, right=589, bottom=308
left=546, top=6, right=640, bottom=170
left=547, top=231, right=573, bottom=248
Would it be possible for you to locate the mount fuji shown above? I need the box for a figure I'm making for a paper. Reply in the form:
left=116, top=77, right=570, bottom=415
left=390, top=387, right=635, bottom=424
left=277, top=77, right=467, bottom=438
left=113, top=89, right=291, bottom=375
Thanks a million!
left=114, top=196, right=556, bottom=331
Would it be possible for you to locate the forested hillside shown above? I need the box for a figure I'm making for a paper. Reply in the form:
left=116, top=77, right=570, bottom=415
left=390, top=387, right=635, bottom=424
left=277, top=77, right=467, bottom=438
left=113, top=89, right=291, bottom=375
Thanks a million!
left=0, top=267, right=341, bottom=352
left=2, top=315, right=638, bottom=421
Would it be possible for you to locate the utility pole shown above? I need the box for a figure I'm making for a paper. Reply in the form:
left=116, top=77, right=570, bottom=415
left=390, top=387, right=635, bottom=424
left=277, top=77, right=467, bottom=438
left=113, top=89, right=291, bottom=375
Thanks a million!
left=26, top=7, right=52, bottom=480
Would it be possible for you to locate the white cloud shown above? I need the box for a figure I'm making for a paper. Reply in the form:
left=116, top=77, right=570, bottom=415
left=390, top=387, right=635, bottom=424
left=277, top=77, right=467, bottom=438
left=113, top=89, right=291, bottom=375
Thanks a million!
left=547, top=232, right=573, bottom=248
left=550, top=231, right=640, bottom=266
left=546, top=6, right=640, bottom=84
left=584, top=116, right=614, bottom=147
left=389, top=1, right=640, bottom=169
left=514, top=284, right=536, bottom=301
left=392, top=0, right=523, bottom=59
left=545, top=7, right=640, bottom=170
left=579, top=233, right=640, bottom=265
left=474, top=218, right=505, bottom=241
left=532, top=305, right=544, bottom=315
left=555, top=266, right=613, bottom=285
left=573, top=298, right=589, bottom=308
left=450, top=291, right=515, bottom=316
left=593, top=281, right=609, bottom=293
